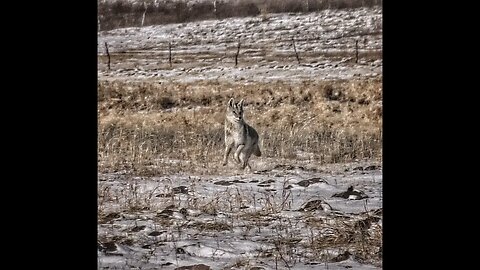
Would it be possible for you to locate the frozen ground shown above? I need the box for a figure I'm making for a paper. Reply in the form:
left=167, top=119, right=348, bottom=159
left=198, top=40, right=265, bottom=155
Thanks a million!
left=98, top=161, right=382, bottom=269
left=98, top=7, right=382, bottom=83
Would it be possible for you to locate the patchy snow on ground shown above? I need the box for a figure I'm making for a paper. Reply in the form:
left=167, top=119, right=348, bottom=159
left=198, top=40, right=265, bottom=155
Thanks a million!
left=98, top=162, right=382, bottom=269
left=98, top=7, right=382, bottom=83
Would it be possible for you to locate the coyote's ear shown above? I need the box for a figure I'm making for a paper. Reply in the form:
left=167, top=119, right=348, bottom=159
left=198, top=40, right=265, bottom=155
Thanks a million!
left=238, top=99, right=244, bottom=109
left=228, top=98, right=234, bottom=108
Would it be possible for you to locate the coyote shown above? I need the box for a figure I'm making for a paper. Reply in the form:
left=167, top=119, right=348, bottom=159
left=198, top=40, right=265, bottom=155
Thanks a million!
left=222, top=98, right=261, bottom=170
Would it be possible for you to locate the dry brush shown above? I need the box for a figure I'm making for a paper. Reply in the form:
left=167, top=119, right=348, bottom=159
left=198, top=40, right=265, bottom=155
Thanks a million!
left=98, top=78, right=382, bottom=175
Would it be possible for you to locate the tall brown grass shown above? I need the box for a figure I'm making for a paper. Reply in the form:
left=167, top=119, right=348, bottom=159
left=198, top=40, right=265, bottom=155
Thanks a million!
left=98, top=78, right=382, bottom=175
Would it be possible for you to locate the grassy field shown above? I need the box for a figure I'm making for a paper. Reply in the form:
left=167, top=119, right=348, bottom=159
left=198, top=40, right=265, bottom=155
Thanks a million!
left=98, top=78, right=382, bottom=175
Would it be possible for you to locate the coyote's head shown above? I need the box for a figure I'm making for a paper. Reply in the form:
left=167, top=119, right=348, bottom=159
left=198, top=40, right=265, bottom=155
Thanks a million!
left=226, top=98, right=244, bottom=122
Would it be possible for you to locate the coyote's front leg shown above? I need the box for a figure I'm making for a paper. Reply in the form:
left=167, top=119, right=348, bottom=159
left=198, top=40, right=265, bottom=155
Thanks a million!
left=223, top=142, right=233, bottom=166
left=234, top=144, right=245, bottom=164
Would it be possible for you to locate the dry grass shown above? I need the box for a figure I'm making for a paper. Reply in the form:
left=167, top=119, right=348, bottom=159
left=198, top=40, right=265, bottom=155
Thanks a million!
left=305, top=213, right=382, bottom=266
left=98, top=78, right=382, bottom=175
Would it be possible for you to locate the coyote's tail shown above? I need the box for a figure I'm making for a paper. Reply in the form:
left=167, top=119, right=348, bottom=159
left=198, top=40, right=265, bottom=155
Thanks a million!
left=253, top=144, right=261, bottom=157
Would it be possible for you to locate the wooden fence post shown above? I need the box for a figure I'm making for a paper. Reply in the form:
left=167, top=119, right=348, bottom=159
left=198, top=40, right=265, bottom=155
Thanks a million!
left=235, top=41, right=241, bottom=67
left=104, top=42, right=110, bottom=70
left=292, top=37, right=300, bottom=64
left=169, top=42, right=172, bottom=68
left=355, top=39, right=359, bottom=63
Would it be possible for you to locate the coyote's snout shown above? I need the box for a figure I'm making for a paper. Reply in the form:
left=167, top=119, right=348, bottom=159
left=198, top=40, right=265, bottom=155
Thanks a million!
left=223, top=98, right=261, bottom=170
